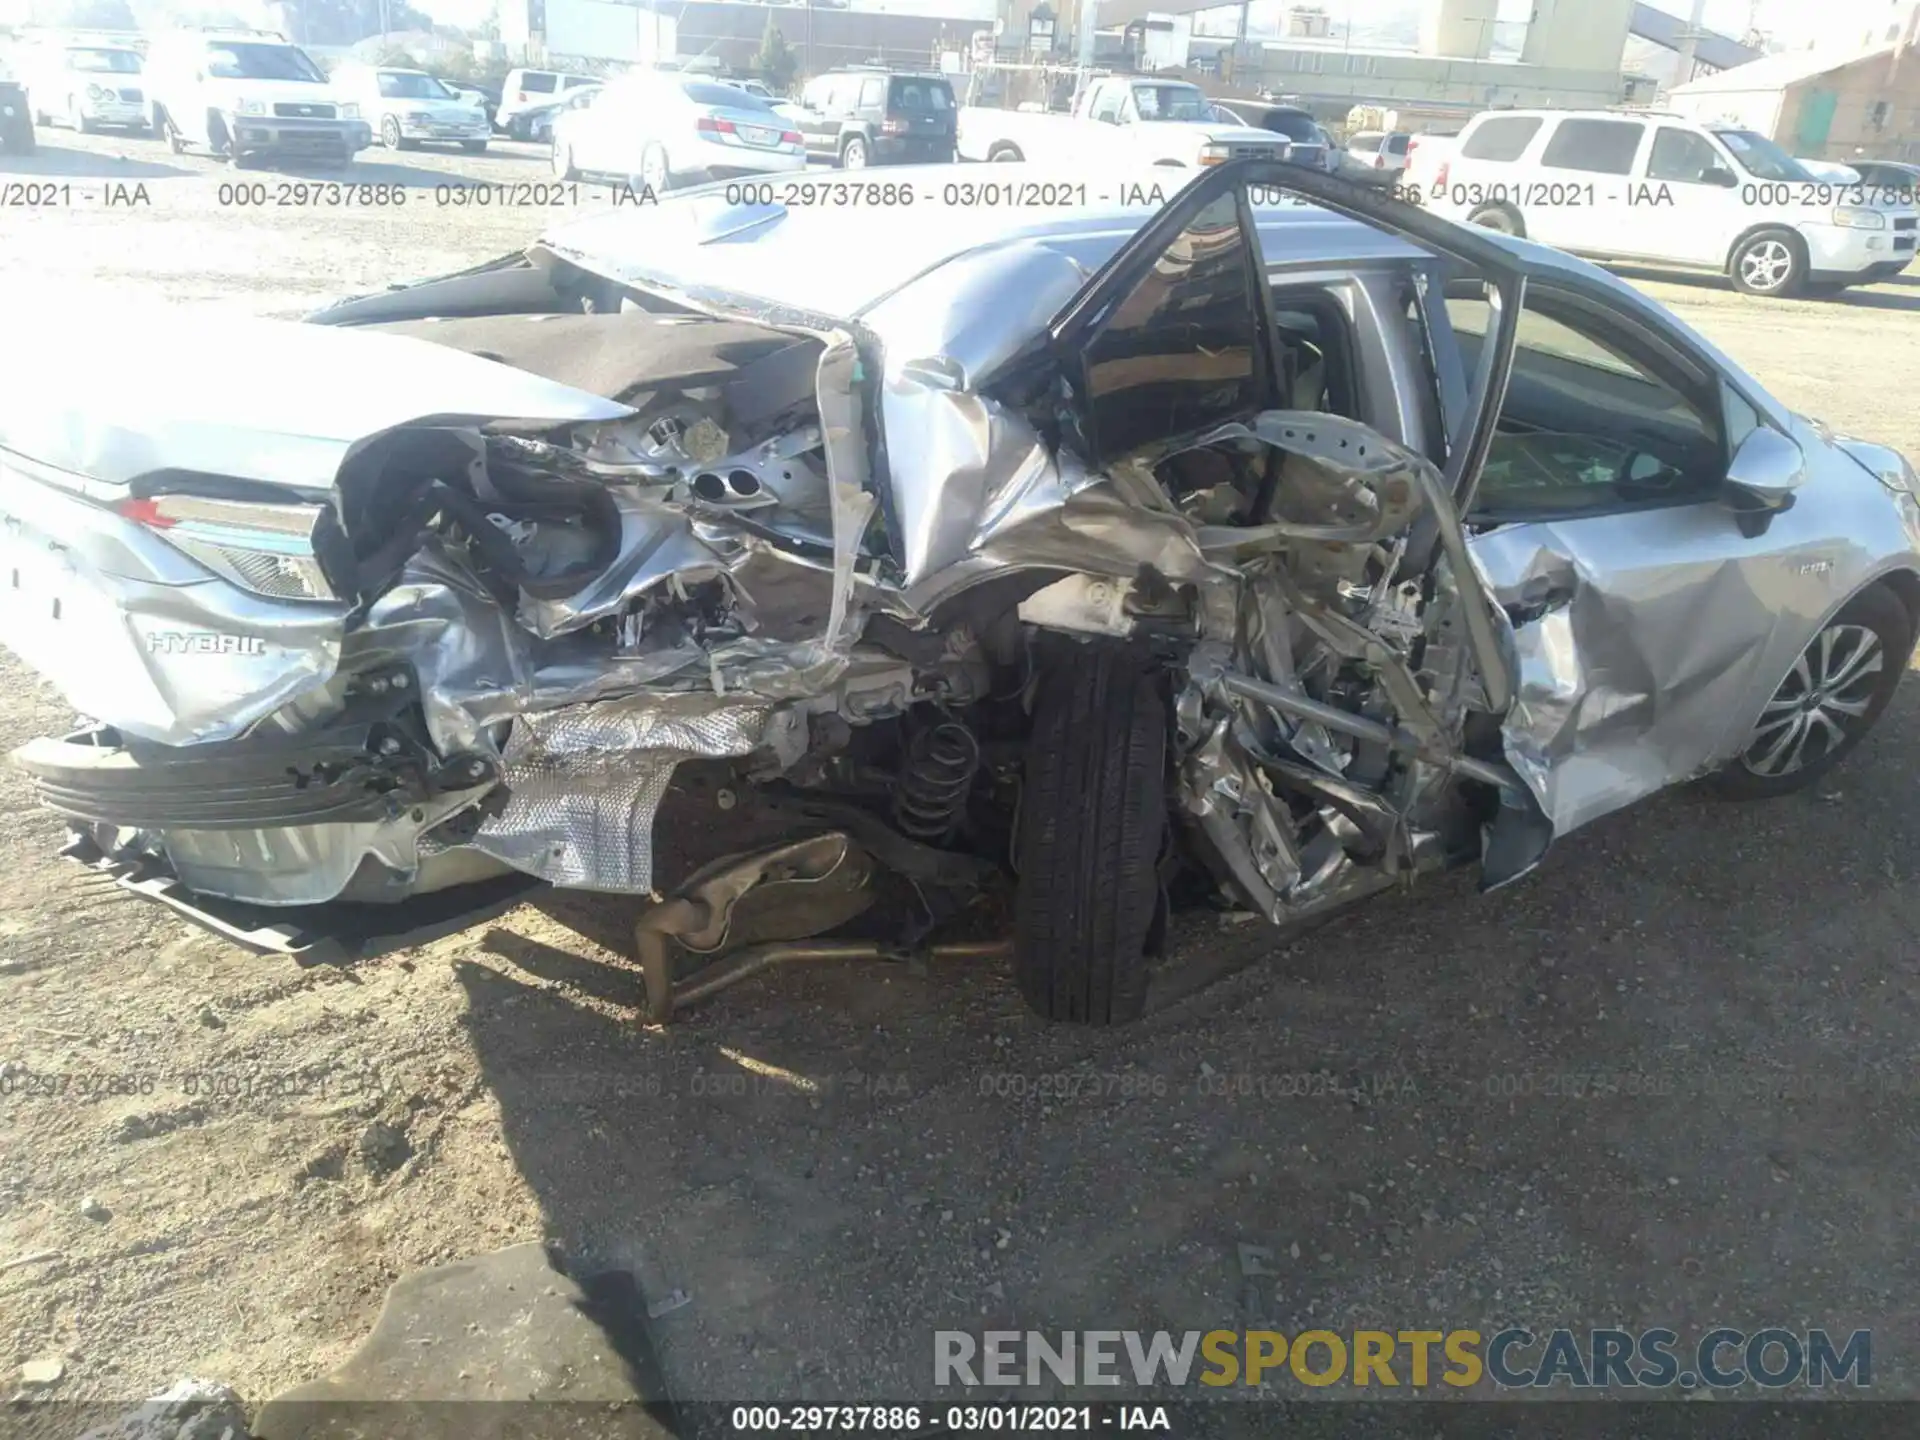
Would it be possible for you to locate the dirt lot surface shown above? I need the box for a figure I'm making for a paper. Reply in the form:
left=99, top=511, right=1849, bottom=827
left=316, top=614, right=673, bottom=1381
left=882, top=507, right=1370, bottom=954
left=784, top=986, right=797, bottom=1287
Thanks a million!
left=3, top=127, right=1920, bottom=1412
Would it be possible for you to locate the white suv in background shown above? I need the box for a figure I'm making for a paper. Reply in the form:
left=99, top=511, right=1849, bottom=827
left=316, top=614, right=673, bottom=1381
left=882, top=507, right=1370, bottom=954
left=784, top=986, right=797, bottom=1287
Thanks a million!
left=145, top=29, right=371, bottom=167
left=1422, top=108, right=1919, bottom=297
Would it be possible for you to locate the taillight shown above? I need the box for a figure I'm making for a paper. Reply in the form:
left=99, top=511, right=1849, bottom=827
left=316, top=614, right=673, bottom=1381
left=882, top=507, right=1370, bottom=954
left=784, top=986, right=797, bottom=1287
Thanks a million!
left=881, top=116, right=907, bottom=136
left=516, top=90, right=529, bottom=102
left=1434, top=160, right=1450, bottom=191
left=779, top=129, right=801, bottom=146
left=115, top=494, right=335, bottom=602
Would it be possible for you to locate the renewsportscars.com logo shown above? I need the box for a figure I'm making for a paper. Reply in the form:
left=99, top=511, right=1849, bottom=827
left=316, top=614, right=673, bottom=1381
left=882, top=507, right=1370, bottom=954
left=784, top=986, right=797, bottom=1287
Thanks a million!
left=935, top=1328, right=1871, bottom=1391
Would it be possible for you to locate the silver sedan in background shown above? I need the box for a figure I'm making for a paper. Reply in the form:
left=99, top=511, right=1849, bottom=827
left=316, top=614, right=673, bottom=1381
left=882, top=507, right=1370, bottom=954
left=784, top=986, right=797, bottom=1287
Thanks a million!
left=550, top=72, right=804, bottom=192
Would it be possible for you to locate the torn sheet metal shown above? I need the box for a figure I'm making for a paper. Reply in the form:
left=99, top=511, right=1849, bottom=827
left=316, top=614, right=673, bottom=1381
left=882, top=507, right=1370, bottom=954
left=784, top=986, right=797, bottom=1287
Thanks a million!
left=471, top=696, right=802, bottom=893
left=1469, top=502, right=1838, bottom=836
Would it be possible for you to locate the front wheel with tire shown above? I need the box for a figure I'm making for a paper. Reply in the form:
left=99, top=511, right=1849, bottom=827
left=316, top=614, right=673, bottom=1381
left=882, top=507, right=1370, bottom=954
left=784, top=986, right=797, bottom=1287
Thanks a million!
left=840, top=134, right=868, bottom=168
left=1, top=107, right=34, bottom=156
left=460, top=139, right=487, bottom=153
left=155, top=107, right=184, bottom=153
left=1014, top=643, right=1168, bottom=1026
left=1712, top=586, right=1912, bottom=799
left=70, top=95, right=95, bottom=134
left=987, top=143, right=1022, bottom=162
left=552, top=140, right=577, bottom=179
left=1730, top=229, right=1807, bottom=297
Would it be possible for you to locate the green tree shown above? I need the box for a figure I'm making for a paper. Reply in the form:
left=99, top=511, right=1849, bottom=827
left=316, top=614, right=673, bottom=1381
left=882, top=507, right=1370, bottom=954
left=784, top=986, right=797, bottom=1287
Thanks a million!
left=755, top=18, right=796, bottom=95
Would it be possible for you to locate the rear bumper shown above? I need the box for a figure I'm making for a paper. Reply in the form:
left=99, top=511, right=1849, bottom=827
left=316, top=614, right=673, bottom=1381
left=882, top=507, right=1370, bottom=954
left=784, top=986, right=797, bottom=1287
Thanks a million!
left=872, top=134, right=956, bottom=165
left=12, top=719, right=498, bottom=831
left=678, top=135, right=805, bottom=179
left=58, top=827, right=541, bottom=963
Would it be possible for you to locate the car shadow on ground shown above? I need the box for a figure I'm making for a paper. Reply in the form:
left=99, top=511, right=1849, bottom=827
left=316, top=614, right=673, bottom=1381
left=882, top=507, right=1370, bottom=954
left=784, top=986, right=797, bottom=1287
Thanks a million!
left=448, top=677, right=1920, bottom=1400
left=0, top=140, right=193, bottom=179
left=246, top=154, right=493, bottom=187
left=1611, top=263, right=1920, bottom=310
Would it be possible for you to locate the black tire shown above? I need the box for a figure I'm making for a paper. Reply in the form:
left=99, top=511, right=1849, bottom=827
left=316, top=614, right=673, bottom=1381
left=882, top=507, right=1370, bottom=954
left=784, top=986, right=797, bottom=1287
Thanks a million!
left=155, top=106, right=184, bottom=153
left=71, top=95, right=95, bottom=135
left=1467, top=202, right=1522, bottom=237
left=639, top=142, right=671, bottom=194
left=988, top=143, right=1022, bottom=162
left=2, top=109, right=33, bottom=156
left=1711, top=585, right=1912, bottom=800
left=1729, top=227, right=1807, bottom=297
left=1014, top=643, right=1168, bottom=1025
left=460, top=139, right=487, bottom=153
left=840, top=133, right=868, bottom=168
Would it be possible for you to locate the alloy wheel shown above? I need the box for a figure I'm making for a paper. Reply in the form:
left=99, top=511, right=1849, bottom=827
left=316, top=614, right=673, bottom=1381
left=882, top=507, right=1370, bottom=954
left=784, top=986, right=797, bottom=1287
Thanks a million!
left=1739, top=239, right=1794, bottom=293
left=1741, top=623, right=1884, bottom=777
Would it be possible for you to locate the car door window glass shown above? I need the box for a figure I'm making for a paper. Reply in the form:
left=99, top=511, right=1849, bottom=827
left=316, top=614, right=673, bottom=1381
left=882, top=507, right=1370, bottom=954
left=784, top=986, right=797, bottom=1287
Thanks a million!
left=1090, top=84, right=1123, bottom=123
left=1448, top=292, right=1723, bottom=518
left=1539, top=118, right=1644, bottom=175
left=1080, top=192, right=1261, bottom=461
left=1647, top=127, right=1725, bottom=183
left=1461, top=115, right=1541, bottom=161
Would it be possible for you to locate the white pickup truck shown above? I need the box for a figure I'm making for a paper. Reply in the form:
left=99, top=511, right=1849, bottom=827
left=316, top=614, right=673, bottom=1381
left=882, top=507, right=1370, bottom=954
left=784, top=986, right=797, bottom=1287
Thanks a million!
left=957, top=75, right=1289, bottom=169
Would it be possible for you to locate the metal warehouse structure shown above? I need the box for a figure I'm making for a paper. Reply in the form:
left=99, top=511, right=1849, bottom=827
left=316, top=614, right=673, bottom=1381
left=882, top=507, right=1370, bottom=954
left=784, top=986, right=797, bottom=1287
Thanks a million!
left=1667, top=32, right=1920, bottom=163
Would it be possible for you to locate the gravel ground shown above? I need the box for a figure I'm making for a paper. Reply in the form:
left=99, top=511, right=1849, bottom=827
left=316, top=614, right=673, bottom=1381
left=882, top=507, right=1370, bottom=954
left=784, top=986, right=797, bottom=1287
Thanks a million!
left=3, top=125, right=1920, bottom=1410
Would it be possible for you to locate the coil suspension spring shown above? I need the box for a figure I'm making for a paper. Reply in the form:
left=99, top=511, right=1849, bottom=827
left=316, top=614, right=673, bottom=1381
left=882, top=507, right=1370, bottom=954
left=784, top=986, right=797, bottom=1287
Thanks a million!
left=892, top=721, right=982, bottom=843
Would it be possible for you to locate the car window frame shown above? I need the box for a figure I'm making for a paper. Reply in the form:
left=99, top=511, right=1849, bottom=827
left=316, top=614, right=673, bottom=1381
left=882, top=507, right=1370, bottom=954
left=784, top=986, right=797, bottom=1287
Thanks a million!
left=1645, top=125, right=1728, bottom=185
left=1460, top=114, right=1543, bottom=162
left=1457, top=283, right=1737, bottom=526
left=1538, top=116, right=1647, bottom=176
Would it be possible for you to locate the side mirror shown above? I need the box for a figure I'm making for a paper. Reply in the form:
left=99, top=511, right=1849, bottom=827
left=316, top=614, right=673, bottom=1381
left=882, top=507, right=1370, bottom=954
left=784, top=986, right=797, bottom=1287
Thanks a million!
left=1723, top=426, right=1804, bottom=537
left=1703, top=163, right=1737, bottom=187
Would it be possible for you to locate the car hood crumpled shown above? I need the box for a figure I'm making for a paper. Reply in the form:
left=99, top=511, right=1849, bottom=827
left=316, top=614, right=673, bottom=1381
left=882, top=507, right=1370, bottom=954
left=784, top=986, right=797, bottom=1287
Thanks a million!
left=0, top=306, right=631, bottom=493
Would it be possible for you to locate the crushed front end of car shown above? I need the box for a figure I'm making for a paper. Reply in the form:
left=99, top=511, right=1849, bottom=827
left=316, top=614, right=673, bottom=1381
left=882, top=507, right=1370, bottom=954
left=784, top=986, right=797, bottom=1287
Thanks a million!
left=1, top=165, right=1554, bottom=1022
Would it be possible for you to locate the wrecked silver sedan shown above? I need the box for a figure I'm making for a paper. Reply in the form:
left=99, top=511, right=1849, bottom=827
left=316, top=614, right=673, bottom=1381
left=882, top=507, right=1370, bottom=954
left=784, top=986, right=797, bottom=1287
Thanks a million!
left=5, top=163, right=1920, bottom=1024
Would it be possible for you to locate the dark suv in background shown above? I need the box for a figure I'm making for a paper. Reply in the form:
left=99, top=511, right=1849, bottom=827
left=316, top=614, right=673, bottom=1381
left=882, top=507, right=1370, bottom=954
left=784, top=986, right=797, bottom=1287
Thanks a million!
left=794, top=67, right=956, bottom=167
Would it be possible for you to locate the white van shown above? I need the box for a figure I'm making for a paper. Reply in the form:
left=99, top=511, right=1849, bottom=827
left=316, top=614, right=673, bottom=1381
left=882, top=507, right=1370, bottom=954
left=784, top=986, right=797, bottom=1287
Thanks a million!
left=1423, top=108, right=1918, bottom=297
left=497, top=68, right=601, bottom=138
left=145, top=28, right=372, bottom=167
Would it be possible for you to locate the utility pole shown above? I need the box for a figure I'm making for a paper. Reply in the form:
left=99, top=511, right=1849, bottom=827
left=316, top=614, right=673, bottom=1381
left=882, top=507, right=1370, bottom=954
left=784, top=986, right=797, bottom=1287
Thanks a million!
left=1674, top=0, right=1706, bottom=87
left=1074, top=0, right=1096, bottom=98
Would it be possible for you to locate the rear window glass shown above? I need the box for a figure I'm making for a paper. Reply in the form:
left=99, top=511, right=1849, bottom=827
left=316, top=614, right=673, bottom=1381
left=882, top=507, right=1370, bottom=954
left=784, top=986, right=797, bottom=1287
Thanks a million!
left=1386, top=134, right=1409, bottom=154
left=683, top=81, right=771, bottom=110
left=1262, top=111, right=1321, bottom=142
left=1461, top=115, right=1543, bottom=162
left=561, top=75, right=596, bottom=89
left=889, top=77, right=953, bottom=111
left=1540, top=118, right=1644, bottom=175
left=519, top=73, right=557, bottom=93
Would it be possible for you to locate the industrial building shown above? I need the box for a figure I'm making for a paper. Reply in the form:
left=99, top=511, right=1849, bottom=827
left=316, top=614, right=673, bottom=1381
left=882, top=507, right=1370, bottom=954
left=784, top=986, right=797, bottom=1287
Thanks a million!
left=501, top=0, right=993, bottom=73
left=1668, top=32, right=1920, bottom=163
